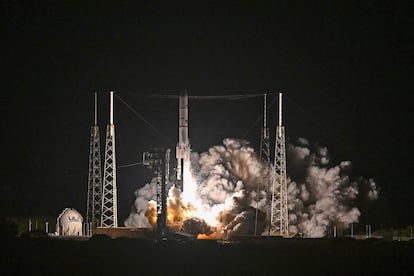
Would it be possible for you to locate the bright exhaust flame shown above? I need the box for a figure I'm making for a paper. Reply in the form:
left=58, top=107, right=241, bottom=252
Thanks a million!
left=197, top=231, right=221, bottom=240
left=125, top=138, right=379, bottom=239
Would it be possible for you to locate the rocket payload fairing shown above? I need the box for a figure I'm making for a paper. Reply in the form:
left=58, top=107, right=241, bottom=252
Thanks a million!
left=176, top=92, right=191, bottom=191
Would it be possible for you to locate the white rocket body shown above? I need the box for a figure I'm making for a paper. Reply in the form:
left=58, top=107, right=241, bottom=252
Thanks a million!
left=176, top=93, right=191, bottom=191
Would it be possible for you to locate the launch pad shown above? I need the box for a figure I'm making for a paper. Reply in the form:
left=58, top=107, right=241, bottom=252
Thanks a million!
left=94, top=227, right=157, bottom=240
left=85, top=91, right=290, bottom=239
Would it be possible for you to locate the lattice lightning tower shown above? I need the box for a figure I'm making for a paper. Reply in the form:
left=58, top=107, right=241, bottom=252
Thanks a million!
left=270, top=92, right=289, bottom=237
left=101, top=91, right=118, bottom=227
left=255, top=93, right=271, bottom=235
left=260, top=93, right=271, bottom=171
left=86, top=92, right=103, bottom=230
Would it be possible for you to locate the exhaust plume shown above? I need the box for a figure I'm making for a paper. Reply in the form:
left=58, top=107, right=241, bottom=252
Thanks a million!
left=286, top=138, right=379, bottom=237
left=125, top=138, right=379, bottom=239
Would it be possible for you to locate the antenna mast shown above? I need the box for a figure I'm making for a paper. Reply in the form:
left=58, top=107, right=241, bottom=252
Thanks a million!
left=270, top=92, right=289, bottom=237
left=101, top=91, right=118, bottom=227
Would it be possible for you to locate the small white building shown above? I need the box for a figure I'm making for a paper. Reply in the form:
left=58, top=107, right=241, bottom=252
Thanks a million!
left=56, top=208, right=83, bottom=236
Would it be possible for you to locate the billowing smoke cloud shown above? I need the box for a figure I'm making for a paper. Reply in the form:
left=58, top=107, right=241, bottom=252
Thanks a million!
left=124, top=181, right=156, bottom=227
left=182, top=218, right=213, bottom=236
left=286, top=138, right=379, bottom=237
left=125, top=137, right=379, bottom=239
left=361, top=178, right=379, bottom=201
left=196, top=139, right=269, bottom=238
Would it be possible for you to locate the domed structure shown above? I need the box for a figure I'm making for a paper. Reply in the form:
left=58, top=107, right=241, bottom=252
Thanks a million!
left=56, top=208, right=83, bottom=236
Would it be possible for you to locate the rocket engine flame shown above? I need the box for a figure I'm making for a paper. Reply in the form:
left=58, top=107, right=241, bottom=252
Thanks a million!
left=125, top=138, right=379, bottom=239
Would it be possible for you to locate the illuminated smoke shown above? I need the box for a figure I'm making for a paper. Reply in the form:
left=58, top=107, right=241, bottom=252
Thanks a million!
left=363, top=178, right=379, bottom=201
left=145, top=200, right=157, bottom=227
left=286, top=138, right=379, bottom=237
left=219, top=192, right=267, bottom=239
left=125, top=138, right=379, bottom=239
left=182, top=218, right=213, bottom=236
left=124, top=138, right=269, bottom=238
left=195, top=139, right=269, bottom=238
left=124, top=181, right=156, bottom=228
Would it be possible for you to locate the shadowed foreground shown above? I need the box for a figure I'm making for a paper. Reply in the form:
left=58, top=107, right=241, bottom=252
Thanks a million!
left=1, top=236, right=413, bottom=275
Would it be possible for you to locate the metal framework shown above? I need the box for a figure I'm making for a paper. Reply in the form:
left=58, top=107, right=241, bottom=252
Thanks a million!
left=101, top=91, right=118, bottom=227
left=143, top=148, right=170, bottom=237
left=261, top=94, right=271, bottom=166
left=255, top=94, right=271, bottom=235
left=86, top=92, right=103, bottom=230
left=270, top=93, right=289, bottom=237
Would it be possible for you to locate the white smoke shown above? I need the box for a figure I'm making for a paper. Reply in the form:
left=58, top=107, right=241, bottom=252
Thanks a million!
left=195, top=139, right=269, bottom=238
left=197, top=139, right=265, bottom=204
left=365, top=178, right=379, bottom=201
left=124, top=181, right=156, bottom=228
left=125, top=137, right=379, bottom=239
left=286, top=138, right=379, bottom=237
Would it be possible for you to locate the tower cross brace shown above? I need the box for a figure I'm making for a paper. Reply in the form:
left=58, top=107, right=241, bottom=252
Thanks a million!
left=86, top=92, right=103, bottom=231
left=101, top=91, right=118, bottom=227
left=270, top=93, right=289, bottom=237
left=255, top=93, right=271, bottom=236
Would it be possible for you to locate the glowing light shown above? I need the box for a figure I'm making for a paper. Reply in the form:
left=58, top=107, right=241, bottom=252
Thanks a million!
left=125, top=138, right=378, bottom=239
left=182, top=165, right=197, bottom=205
left=146, top=200, right=157, bottom=227
left=197, top=231, right=221, bottom=240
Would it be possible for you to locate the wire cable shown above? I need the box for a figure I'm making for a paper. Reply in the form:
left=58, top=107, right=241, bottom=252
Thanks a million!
left=114, top=94, right=173, bottom=145
left=118, top=162, right=143, bottom=169
left=241, top=95, right=278, bottom=138
left=126, top=92, right=279, bottom=100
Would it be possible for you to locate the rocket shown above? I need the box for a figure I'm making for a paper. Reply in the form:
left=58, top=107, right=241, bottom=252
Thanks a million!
left=176, top=92, right=191, bottom=192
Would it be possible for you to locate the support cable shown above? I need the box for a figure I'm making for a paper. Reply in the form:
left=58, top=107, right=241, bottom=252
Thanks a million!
left=126, top=92, right=279, bottom=100
left=114, top=94, right=173, bottom=145
left=241, top=95, right=278, bottom=138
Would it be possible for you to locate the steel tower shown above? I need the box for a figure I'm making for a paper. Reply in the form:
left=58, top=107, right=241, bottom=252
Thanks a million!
left=86, top=92, right=103, bottom=231
left=255, top=94, right=271, bottom=235
left=270, top=93, right=289, bottom=237
left=101, top=91, right=118, bottom=227
left=260, top=93, right=271, bottom=171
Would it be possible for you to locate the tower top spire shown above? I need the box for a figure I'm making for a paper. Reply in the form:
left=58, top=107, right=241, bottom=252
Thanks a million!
left=279, top=92, right=282, bottom=127
left=94, top=92, right=98, bottom=126
left=264, top=93, right=267, bottom=128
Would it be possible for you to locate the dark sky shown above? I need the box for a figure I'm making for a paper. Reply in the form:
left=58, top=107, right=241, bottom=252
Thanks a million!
left=2, top=1, right=413, bottom=228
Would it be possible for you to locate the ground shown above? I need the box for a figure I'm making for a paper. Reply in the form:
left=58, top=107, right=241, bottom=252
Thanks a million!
left=1, top=236, right=413, bottom=275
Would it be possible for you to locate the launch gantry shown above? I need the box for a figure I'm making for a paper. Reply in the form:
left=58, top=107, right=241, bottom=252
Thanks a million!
left=270, top=93, right=289, bottom=237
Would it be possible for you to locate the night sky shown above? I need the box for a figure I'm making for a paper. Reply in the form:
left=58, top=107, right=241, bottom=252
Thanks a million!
left=2, top=1, right=413, bottom=228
